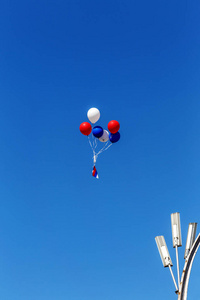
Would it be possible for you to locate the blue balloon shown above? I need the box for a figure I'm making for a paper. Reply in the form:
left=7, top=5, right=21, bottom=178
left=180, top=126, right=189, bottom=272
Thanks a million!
left=109, top=132, right=120, bottom=143
left=92, top=126, right=103, bottom=138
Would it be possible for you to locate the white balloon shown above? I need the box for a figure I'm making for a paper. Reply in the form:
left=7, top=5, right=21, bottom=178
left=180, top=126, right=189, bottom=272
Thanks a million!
left=87, top=107, right=100, bottom=124
left=99, top=130, right=109, bottom=142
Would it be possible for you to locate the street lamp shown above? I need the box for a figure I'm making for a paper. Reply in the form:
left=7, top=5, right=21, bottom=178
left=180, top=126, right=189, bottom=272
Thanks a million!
left=155, top=236, right=178, bottom=291
left=155, top=213, right=200, bottom=300
left=155, top=236, right=173, bottom=267
left=184, top=223, right=197, bottom=259
left=171, top=213, right=182, bottom=287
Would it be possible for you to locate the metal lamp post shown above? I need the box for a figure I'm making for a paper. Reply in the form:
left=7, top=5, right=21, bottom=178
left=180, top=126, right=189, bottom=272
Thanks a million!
left=155, top=213, right=200, bottom=299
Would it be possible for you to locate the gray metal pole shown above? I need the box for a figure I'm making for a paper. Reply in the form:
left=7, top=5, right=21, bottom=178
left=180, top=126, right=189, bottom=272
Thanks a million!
left=178, top=233, right=200, bottom=300
left=175, top=245, right=181, bottom=288
left=169, top=265, right=178, bottom=291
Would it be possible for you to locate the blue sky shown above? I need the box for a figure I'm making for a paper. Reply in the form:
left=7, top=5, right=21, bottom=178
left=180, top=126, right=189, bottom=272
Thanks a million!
left=0, top=0, right=200, bottom=299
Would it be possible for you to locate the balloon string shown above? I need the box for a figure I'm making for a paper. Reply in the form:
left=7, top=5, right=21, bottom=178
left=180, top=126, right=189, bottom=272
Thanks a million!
left=95, top=142, right=108, bottom=156
left=92, top=136, right=97, bottom=151
left=88, top=136, right=96, bottom=155
left=88, top=136, right=97, bottom=165
left=100, top=142, right=112, bottom=154
left=96, top=142, right=112, bottom=157
left=103, top=143, right=112, bottom=152
left=94, top=138, right=97, bottom=149
left=88, top=135, right=93, bottom=151
left=92, top=135, right=95, bottom=148
left=88, top=136, right=112, bottom=165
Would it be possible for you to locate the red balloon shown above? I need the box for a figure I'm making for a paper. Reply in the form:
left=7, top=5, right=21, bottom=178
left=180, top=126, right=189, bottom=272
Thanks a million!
left=79, top=122, right=92, bottom=136
left=108, top=120, right=120, bottom=134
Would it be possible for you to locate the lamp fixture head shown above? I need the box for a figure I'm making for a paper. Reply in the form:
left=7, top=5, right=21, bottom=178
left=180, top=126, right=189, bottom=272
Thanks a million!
left=155, top=236, right=173, bottom=267
left=171, top=212, right=182, bottom=248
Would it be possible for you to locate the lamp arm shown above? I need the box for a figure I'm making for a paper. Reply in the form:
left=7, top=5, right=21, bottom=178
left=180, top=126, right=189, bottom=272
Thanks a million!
left=178, top=233, right=200, bottom=300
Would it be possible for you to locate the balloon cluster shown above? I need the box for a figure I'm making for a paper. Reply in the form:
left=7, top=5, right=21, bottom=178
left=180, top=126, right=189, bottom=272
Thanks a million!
left=79, top=108, right=120, bottom=143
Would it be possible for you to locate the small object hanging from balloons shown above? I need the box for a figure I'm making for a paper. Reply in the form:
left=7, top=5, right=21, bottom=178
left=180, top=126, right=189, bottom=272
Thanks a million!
left=79, top=107, right=120, bottom=178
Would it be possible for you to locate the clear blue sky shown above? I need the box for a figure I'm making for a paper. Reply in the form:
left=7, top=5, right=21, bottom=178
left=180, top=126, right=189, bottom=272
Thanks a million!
left=0, top=0, right=200, bottom=299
